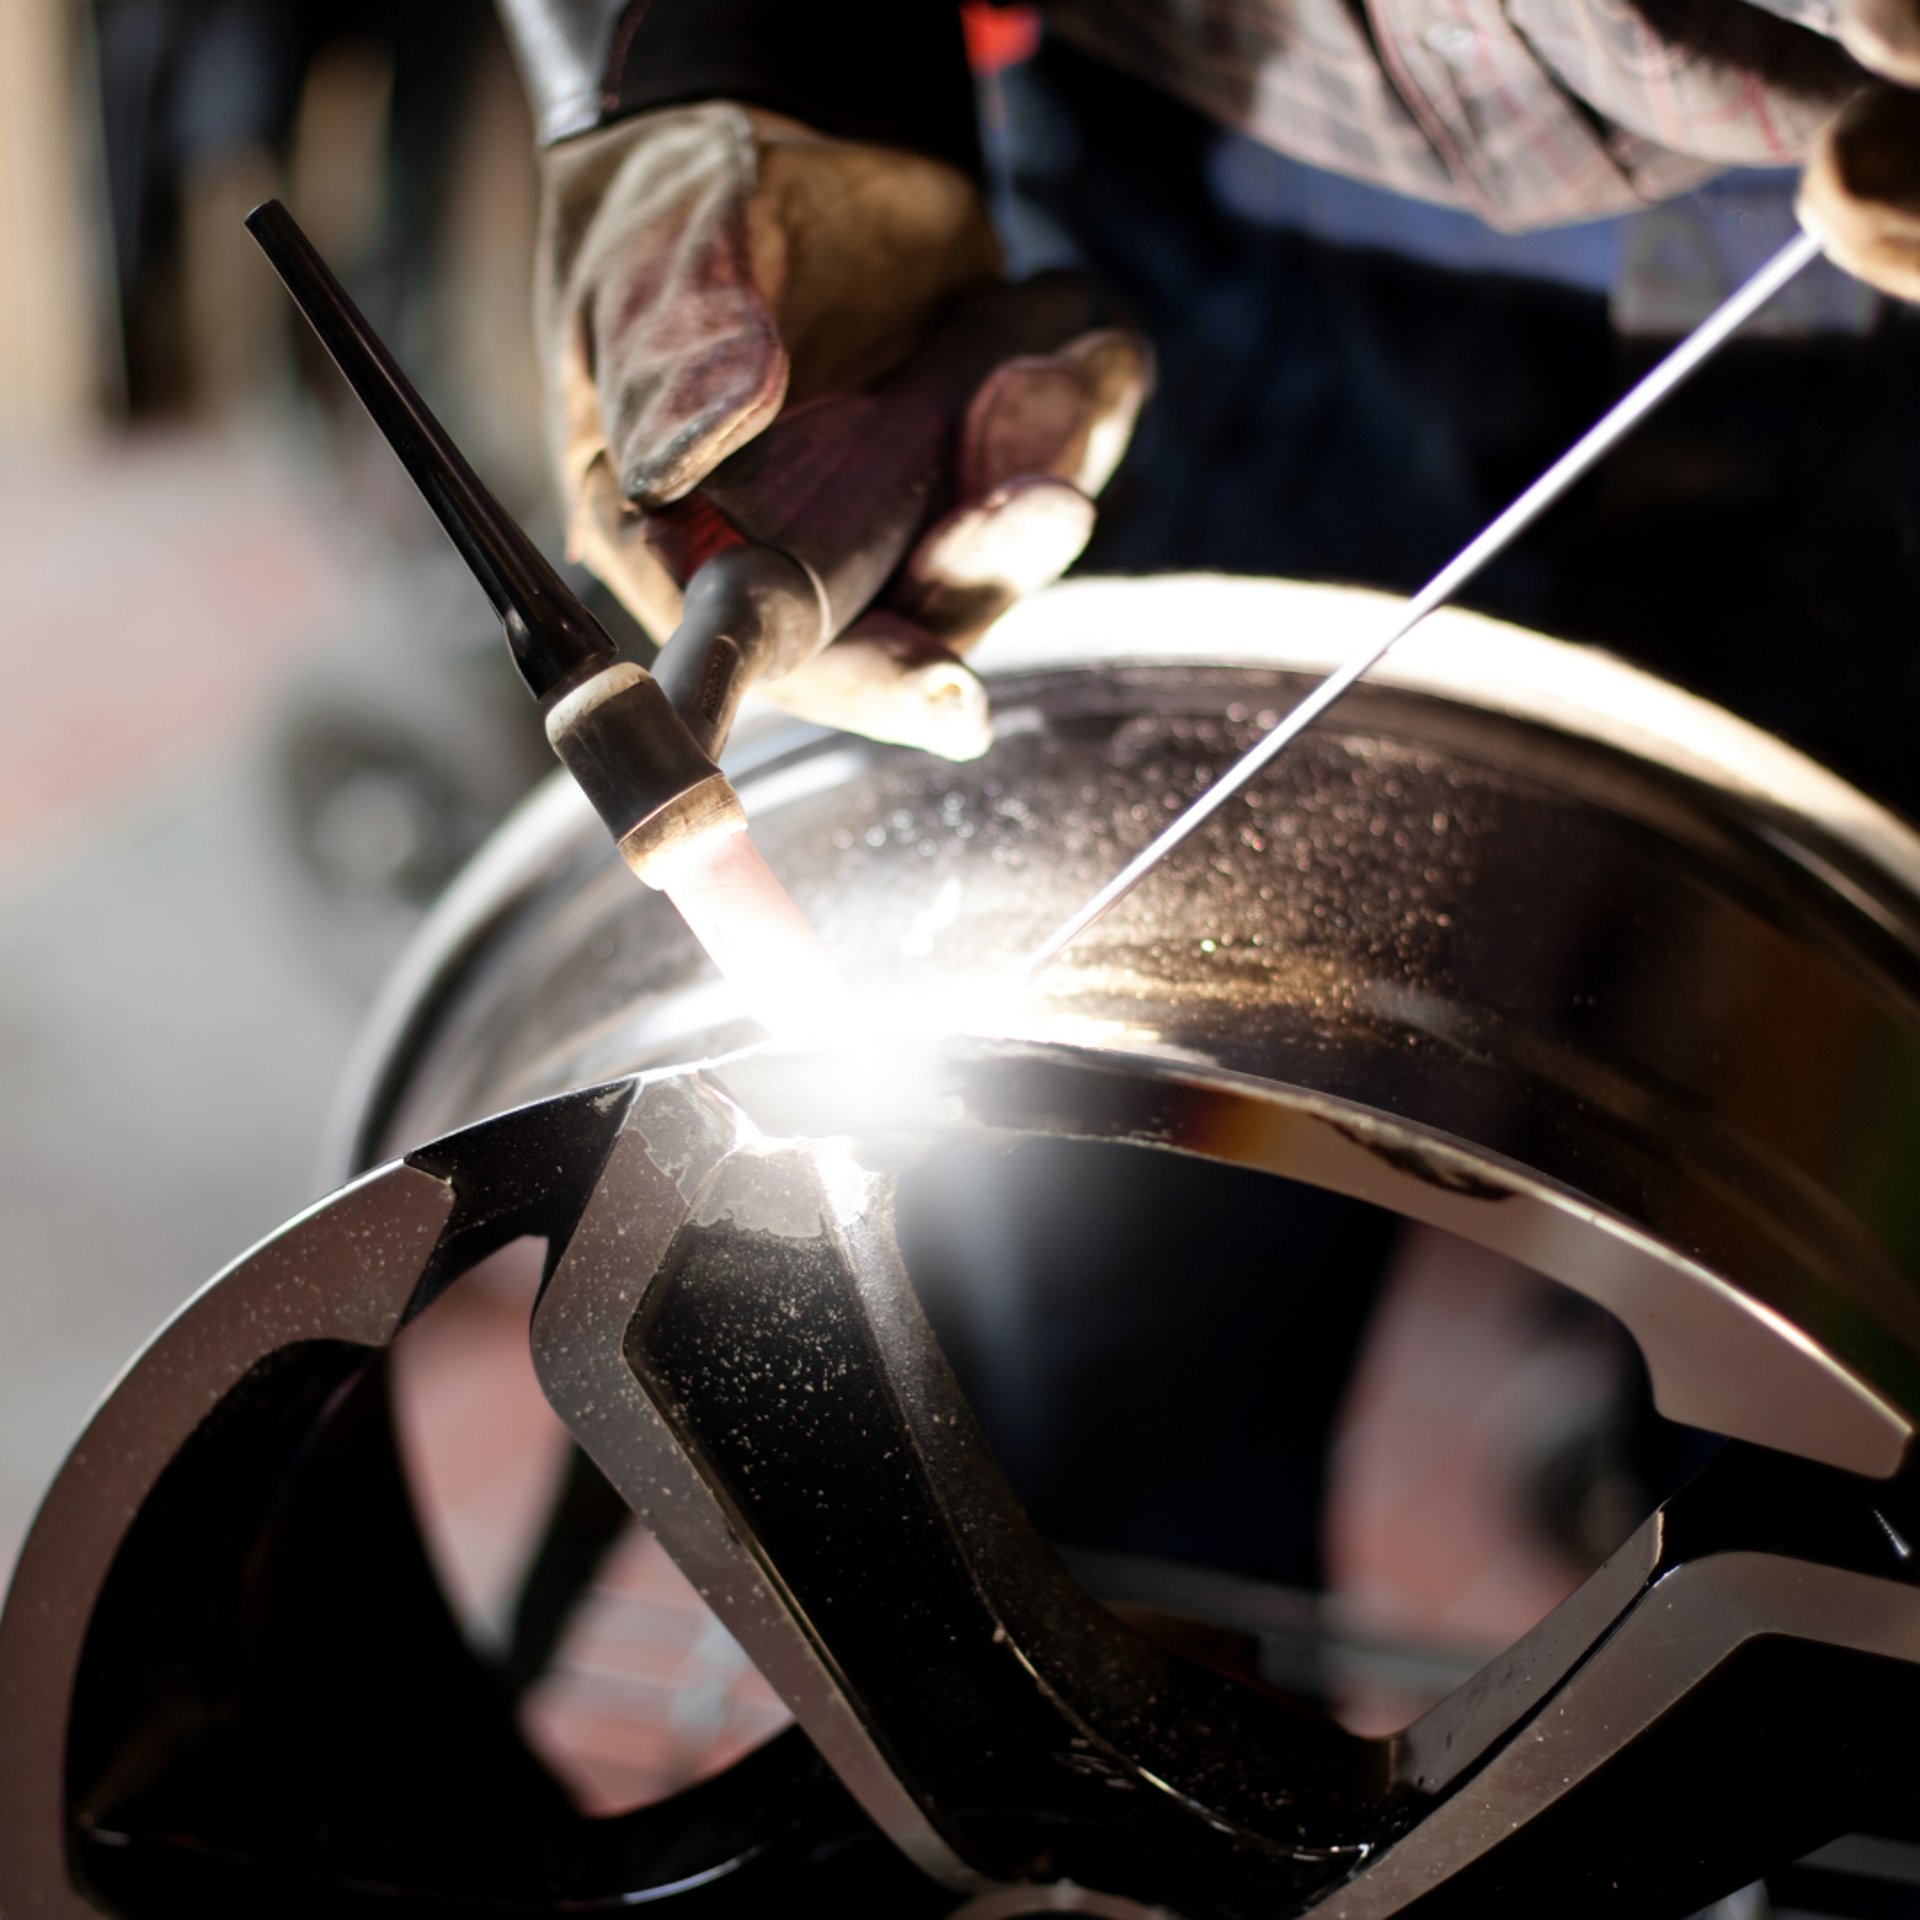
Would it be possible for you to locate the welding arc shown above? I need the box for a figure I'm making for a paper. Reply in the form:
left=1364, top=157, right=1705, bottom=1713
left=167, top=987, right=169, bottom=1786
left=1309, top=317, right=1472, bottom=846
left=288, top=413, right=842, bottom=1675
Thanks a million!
left=1026, top=226, right=1825, bottom=973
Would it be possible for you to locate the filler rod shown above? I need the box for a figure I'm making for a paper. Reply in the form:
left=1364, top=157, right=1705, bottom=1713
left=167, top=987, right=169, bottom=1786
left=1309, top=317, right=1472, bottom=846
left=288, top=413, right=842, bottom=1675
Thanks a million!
left=1027, top=226, right=1824, bottom=972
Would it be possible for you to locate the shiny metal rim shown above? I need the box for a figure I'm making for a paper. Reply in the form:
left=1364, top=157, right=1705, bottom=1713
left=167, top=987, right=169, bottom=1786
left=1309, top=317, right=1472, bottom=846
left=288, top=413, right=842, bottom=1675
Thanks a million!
left=6, top=1047, right=1920, bottom=1914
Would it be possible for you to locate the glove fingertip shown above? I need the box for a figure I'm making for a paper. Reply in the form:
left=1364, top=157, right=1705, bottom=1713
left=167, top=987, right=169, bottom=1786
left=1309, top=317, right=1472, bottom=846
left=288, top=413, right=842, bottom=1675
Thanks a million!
left=1800, top=88, right=1920, bottom=302
left=608, top=323, right=790, bottom=508
left=758, top=622, right=994, bottom=761
left=618, top=385, right=786, bottom=509
left=958, top=330, right=1153, bottom=502
left=901, top=478, right=1096, bottom=646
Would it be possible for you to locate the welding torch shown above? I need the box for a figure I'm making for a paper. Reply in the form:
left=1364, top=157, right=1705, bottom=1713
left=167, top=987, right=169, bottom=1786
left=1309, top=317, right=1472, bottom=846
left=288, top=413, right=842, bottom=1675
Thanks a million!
left=247, top=199, right=1088, bottom=897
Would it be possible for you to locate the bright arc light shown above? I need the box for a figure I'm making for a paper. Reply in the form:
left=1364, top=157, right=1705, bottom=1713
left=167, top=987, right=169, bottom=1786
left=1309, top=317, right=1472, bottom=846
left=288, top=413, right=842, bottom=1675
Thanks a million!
left=654, top=825, right=853, bottom=1045
left=652, top=821, right=1127, bottom=1062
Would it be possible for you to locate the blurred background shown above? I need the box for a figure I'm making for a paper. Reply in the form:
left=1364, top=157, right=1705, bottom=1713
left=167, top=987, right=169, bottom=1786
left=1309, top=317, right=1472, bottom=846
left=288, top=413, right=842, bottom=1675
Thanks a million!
left=0, top=0, right=562, bottom=1579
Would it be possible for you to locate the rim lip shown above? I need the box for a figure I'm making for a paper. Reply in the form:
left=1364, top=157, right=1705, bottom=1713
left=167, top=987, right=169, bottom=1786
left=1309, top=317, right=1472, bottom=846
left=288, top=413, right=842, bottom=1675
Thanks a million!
left=974, top=575, right=1920, bottom=900
left=327, top=574, right=1920, bottom=1179
left=709, top=1033, right=1912, bottom=1477
left=4, top=1038, right=1907, bottom=1913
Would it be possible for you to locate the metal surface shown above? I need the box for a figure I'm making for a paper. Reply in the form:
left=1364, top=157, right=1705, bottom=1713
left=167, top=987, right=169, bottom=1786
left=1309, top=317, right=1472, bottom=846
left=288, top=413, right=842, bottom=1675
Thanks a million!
left=9, top=1042, right=1920, bottom=1912
left=0, top=1158, right=458, bottom=1914
left=11, top=578, right=1920, bottom=1912
left=948, top=1890, right=1177, bottom=1917
left=527, top=1080, right=982, bottom=1891
left=1027, top=228, right=1824, bottom=966
left=347, top=579, right=1920, bottom=1477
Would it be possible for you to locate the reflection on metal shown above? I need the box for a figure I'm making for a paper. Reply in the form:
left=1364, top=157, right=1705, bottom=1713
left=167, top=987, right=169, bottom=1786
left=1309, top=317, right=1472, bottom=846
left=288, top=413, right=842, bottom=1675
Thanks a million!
left=1324, top=1549, right=1920, bottom=1917
left=14, top=1043, right=1920, bottom=1912
left=529, top=1080, right=987, bottom=1892
left=0, top=1157, right=459, bottom=1916
left=947, top=1885, right=1181, bottom=1917
left=354, top=583, right=1920, bottom=1477
left=1059, top=1550, right=1494, bottom=1708
left=10, top=581, right=1920, bottom=1913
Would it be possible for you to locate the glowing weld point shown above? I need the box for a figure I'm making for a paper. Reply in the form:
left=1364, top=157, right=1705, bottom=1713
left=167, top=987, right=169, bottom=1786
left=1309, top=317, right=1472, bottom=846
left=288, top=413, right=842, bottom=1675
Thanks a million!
left=653, top=825, right=852, bottom=1044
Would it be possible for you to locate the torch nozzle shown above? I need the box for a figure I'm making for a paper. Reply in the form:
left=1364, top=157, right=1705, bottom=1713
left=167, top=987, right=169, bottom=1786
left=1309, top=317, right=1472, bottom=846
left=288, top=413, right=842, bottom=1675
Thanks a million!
left=246, top=199, right=845, bottom=1032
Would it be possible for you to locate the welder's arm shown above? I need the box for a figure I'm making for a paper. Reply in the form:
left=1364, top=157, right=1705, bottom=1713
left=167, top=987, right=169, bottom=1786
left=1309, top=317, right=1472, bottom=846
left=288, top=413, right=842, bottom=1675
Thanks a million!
left=497, top=0, right=1147, bottom=759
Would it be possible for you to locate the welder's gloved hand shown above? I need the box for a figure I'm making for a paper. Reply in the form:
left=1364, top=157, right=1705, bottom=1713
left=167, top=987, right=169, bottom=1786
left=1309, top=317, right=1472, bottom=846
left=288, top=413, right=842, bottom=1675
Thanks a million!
left=1797, top=0, right=1920, bottom=299
left=1799, top=84, right=1920, bottom=299
left=537, top=101, right=1149, bottom=760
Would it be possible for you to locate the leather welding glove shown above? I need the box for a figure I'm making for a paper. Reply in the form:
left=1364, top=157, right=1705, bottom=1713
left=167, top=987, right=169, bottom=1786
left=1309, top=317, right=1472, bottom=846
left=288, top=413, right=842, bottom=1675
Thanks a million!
left=537, top=101, right=1149, bottom=759
left=1799, top=0, right=1920, bottom=298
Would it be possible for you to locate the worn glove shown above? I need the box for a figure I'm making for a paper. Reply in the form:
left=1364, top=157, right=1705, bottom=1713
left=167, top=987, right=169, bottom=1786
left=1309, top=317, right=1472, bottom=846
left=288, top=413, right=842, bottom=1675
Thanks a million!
left=1799, top=0, right=1920, bottom=297
left=536, top=101, right=1149, bottom=757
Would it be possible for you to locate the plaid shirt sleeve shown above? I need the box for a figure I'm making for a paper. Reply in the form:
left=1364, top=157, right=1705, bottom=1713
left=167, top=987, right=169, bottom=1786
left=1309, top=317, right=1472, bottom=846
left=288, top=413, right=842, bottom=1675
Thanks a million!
left=1049, top=0, right=1869, bottom=228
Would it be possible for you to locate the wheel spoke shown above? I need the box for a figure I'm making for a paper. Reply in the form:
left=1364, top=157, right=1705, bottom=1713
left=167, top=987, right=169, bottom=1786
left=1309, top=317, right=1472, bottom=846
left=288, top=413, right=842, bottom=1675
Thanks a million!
left=536, top=1076, right=1386, bottom=1912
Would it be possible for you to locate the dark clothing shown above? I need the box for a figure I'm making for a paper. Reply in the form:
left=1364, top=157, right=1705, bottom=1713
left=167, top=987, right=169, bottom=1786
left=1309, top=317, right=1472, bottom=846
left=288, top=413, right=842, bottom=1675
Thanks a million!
left=498, top=0, right=1868, bottom=228
left=495, top=0, right=983, bottom=175
left=996, top=39, right=1920, bottom=820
